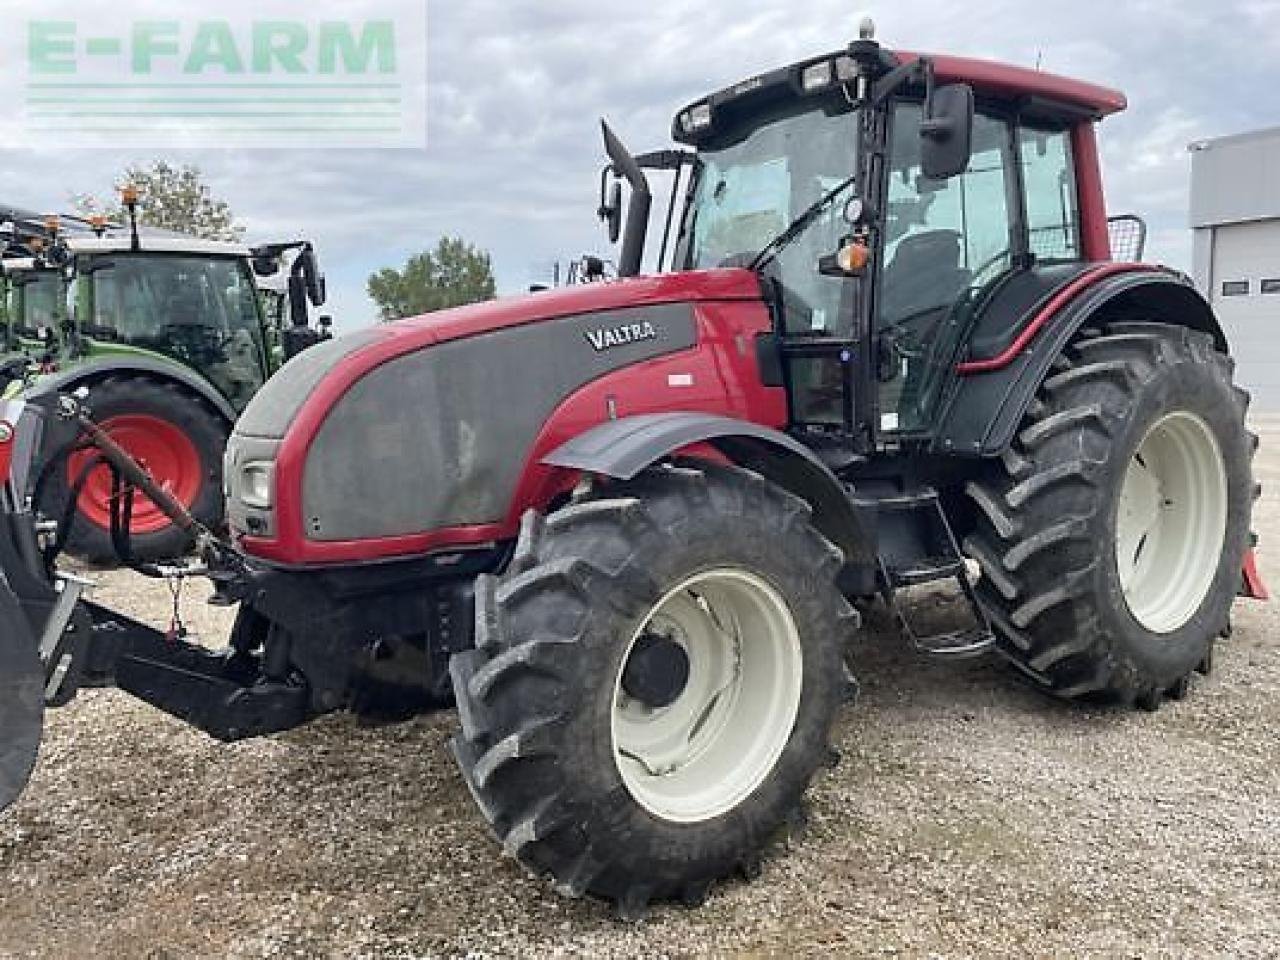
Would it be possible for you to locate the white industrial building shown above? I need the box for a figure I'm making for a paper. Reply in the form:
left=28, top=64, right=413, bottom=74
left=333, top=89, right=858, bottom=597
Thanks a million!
left=1190, top=127, right=1280, bottom=408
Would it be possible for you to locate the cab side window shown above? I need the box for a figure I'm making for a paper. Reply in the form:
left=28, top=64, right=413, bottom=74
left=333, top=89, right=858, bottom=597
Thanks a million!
left=1020, top=126, right=1081, bottom=261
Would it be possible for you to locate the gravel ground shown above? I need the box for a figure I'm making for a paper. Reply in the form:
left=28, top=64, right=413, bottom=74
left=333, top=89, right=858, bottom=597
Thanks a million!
left=2, top=422, right=1278, bottom=959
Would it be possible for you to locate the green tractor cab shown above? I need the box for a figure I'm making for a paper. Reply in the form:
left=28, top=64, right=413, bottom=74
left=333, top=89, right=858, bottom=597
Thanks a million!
left=0, top=205, right=329, bottom=561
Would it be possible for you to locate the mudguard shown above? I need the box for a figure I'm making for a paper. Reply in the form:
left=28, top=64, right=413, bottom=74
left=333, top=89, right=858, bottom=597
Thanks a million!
left=0, top=573, right=43, bottom=813
left=25, top=357, right=238, bottom=425
left=934, top=267, right=1227, bottom=457
left=542, top=412, right=877, bottom=576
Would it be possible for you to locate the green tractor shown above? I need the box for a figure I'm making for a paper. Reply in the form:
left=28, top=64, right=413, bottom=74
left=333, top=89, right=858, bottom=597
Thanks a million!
left=0, top=202, right=329, bottom=561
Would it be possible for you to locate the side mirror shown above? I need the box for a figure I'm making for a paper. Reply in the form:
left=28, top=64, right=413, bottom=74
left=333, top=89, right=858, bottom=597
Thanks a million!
left=599, top=180, right=623, bottom=244
left=298, top=247, right=325, bottom=306
left=287, top=274, right=308, bottom=328
left=920, top=83, right=974, bottom=180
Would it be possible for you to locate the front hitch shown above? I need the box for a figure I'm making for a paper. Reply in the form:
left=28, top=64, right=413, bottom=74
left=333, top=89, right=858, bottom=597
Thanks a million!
left=0, top=393, right=272, bottom=815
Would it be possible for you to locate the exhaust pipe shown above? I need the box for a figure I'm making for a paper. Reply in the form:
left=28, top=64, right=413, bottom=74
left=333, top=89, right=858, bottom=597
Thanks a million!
left=601, top=120, right=652, bottom=278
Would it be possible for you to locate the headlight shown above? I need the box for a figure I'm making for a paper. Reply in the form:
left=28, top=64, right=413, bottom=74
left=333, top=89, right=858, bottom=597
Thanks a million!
left=680, top=102, right=713, bottom=135
left=240, top=462, right=274, bottom=509
left=802, top=60, right=833, bottom=92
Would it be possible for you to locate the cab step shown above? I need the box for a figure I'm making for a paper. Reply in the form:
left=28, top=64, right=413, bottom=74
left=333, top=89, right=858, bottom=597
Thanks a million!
left=864, top=486, right=995, bottom=660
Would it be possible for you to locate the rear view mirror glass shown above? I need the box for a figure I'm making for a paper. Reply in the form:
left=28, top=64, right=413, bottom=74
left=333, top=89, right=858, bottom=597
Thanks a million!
left=920, top=84, right=975, bottom=180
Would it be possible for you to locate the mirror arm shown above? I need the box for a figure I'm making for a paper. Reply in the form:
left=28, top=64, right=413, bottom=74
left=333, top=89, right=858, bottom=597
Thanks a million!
left=869, top=57, right=933, bottom=108
left=922, top=57, right=936, bottom=118
left=634, top=149, right=696, bottom=171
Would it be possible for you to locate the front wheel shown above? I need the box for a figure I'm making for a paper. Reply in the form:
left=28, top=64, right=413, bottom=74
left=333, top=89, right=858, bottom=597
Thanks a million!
left=449, top=463, right=857, bottom=915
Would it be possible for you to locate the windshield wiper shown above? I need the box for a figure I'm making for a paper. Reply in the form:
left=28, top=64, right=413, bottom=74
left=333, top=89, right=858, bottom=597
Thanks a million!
left=749, top=173, right=858, bottom=272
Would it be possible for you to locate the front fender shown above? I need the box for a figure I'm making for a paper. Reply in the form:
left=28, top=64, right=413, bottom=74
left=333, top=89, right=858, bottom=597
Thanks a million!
left=543, top=412, right=877, bottom=577
left=24, top=357, right=237, bottom=425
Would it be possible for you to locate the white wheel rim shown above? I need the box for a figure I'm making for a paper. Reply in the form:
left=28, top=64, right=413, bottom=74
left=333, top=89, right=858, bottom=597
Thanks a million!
left=1115, top=411, right=1228, bottom=634
left=611, top=568, right=804, bottom=824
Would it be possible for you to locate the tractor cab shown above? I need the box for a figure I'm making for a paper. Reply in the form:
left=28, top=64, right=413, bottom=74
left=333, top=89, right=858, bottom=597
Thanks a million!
left=68, top=237, right=275, bottom=410
left=3, top=260, right=64, bottom=350
left=0, top=215, right=75, bottom=382
left=600, top=24, right=1126, bottom=451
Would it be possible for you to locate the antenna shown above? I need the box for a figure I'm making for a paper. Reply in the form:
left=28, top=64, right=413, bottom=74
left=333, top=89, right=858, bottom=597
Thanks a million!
left=121, top=184, right=141, bottom=252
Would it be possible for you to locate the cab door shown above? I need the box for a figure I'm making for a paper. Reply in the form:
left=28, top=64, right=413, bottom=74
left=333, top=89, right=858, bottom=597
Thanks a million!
left=874, top=103, right=1019, bottom=438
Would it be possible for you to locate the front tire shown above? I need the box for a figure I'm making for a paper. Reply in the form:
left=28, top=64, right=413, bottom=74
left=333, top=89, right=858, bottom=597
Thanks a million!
left=42, top=377, right=228, bottom=563
left=450, top=463, right=857, bottom=914
left=964, top=322, right=1255, bottom=706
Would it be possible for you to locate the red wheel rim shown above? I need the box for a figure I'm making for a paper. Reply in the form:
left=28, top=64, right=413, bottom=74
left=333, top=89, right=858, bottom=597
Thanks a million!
left=66, top=414, right=204, bottom=534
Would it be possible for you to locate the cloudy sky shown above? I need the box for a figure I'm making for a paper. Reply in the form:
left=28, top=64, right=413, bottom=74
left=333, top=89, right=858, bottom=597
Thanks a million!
left=2, top=0, right=1278, bottom=330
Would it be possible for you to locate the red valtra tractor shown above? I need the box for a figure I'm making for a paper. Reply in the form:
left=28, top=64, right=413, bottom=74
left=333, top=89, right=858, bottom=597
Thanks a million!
left=0, top=26, right=1266, bottom=917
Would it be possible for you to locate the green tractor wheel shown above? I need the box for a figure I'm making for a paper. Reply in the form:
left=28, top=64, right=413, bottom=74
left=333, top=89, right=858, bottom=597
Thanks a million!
left=42, top=376, right=228, bottom=563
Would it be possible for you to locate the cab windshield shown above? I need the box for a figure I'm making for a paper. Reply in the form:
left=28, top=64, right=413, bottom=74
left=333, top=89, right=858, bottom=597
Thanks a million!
left=682, top=100, right=857, bottom=337
left=82, top=254, right=268, bottom=408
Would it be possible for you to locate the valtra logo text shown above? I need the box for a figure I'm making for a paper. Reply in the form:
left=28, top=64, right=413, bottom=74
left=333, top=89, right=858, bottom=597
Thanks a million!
left=584, top=321, right=658, bottom=352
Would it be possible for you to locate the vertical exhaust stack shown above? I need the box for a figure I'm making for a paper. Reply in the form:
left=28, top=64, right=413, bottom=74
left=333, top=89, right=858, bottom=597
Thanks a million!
left=601, top=120, right=652, bottom=278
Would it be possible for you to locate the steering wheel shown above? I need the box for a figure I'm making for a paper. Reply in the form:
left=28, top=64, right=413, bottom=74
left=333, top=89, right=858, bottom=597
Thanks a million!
left=150, top=322, right=228, bottom=365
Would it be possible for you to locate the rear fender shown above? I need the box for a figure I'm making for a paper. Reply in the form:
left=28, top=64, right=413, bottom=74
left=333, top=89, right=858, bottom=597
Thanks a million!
left=935, top=268, right=1227, bottom=457
left=542, top=412, right=877, bottom=582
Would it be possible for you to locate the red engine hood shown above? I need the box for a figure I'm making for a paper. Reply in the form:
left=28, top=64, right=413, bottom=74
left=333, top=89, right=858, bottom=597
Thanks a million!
left=373, top=268, right=763, bottom=350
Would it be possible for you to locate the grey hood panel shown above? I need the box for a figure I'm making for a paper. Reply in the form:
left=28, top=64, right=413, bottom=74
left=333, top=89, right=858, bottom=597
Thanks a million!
left=301, top=303, right=697, bottom=541
left=235, top=327, right=387, bottom=440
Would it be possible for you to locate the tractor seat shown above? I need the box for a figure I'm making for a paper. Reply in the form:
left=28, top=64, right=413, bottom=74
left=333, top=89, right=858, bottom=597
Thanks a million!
left=880, top=230, right=971, bottom=328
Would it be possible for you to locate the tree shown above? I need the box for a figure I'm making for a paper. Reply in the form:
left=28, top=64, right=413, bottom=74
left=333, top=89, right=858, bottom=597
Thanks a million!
left=72, top=162, right=243, bottom=241
left=367, top=237, right=497, bottom=321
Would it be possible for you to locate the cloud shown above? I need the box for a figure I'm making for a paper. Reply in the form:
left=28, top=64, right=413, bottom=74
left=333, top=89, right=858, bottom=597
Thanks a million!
left=1, top=0, right=1275, bottom=329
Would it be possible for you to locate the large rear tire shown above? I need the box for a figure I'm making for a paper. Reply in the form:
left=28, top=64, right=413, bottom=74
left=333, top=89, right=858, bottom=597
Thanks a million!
left=450, top=463, right=857, bottom=915
left=42, top=377, right=228, bottom=563
left=964, top=322, right=1255, bottom=706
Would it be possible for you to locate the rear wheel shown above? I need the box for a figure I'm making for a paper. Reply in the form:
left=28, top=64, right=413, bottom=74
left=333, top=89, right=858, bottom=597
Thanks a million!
left=964, top=321, right=1255, bottom=706
left=450, top=463, right=857, bottom=915
left=43, top=377, right=228, bottom=563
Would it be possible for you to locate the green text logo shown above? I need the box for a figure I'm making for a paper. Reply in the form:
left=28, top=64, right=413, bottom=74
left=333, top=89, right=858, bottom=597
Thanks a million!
left=9, top=4, right=427, bottom=149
